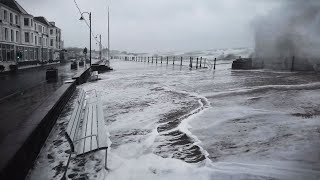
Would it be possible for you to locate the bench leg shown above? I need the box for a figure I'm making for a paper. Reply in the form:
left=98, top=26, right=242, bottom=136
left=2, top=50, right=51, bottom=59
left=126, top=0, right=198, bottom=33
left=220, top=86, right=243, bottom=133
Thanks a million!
left=61, top=152, right=72, bottom=180
left=105, top=149, right=108, bottom=170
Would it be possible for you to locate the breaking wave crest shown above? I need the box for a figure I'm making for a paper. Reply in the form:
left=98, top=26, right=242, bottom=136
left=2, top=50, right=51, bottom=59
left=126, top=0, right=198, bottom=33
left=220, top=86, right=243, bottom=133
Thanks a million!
left=153, top=87, right=211, bottom=163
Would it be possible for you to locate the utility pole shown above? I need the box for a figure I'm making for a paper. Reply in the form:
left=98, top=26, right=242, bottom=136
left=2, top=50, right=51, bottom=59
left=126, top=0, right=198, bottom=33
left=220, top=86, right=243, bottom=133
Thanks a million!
left=107, top=6, right=110, bottom=61
left=90, top=12, right=92, bottom=66
left=99, top=34, right=102, bottom=61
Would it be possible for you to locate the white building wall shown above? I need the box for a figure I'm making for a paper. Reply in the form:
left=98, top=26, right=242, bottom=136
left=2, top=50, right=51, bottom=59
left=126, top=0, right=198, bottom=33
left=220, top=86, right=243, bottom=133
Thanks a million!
left=0, top=6, right=20, bottom=43
left=0, top=2, right=64, bottom=65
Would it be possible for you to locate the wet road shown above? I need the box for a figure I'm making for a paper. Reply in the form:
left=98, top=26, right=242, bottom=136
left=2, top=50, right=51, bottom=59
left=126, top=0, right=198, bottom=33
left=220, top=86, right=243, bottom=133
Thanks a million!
left=0, top=62, right=89, bottom=99
left=0, top=62, right=88, bottom=143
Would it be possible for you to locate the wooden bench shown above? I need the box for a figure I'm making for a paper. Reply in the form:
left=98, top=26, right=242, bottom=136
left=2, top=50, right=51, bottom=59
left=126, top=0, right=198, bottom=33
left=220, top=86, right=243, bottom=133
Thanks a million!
left=63, top=89, right=108, bottom=178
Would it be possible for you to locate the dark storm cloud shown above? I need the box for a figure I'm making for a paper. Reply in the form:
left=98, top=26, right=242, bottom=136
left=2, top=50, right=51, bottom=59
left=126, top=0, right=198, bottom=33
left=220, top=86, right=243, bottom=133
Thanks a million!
left=17, top=0, right=279, bottom=52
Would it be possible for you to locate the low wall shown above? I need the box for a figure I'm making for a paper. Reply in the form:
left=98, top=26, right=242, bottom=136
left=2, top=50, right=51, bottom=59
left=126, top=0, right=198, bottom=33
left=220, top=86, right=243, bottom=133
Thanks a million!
left=72, top=68, right=91, bottom=85
left=0, top=82, right=76, bottom=180
left=252, top=57, right=318, bottom=71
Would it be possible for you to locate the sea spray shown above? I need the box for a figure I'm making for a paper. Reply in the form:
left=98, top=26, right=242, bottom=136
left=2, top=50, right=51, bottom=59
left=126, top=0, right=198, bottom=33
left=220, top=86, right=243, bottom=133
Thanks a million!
left=253, top=0, right=320, bottom=71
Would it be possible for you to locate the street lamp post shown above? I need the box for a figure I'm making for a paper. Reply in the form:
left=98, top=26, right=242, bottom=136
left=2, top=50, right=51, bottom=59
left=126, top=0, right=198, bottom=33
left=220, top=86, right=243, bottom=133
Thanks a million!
left=79, top=12, right=92, bottom=67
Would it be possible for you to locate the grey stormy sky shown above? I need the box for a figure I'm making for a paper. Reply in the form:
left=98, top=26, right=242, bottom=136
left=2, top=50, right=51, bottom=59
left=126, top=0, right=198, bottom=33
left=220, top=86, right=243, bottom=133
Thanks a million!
left=16, top=0, right=280, bottom=53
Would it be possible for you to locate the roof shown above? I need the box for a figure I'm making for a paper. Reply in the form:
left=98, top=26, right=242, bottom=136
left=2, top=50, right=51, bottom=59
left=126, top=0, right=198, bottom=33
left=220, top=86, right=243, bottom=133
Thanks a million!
left=0, top=0, right=28, bottom=14
left=34, top=16, right=51, bottom=26
left=49, top=22, right=56, bottom=28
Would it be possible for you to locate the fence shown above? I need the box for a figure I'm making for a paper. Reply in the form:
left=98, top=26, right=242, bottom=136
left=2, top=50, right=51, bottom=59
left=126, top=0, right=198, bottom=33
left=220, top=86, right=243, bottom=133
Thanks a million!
left=114, top=56, right=222, bottom=70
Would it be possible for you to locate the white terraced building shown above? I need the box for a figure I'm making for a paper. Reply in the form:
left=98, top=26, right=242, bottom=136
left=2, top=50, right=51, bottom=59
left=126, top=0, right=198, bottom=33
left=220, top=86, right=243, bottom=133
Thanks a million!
left=0, top=0, right=64, bottom=70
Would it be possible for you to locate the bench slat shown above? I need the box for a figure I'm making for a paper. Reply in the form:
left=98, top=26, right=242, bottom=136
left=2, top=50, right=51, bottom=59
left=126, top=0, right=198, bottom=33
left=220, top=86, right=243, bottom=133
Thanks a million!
left=97, top=95, right=108, bottom=149
left=91, top=102, right=98, bottom=150
left=66, top=102, right=80, bottom=140
left=66, top=89, right=83, bottom=135
left=66, top=89, right=85, bottom=142
left=76, top=99, right=89, bottom=154
left=84, top=103, right=93, bottom=154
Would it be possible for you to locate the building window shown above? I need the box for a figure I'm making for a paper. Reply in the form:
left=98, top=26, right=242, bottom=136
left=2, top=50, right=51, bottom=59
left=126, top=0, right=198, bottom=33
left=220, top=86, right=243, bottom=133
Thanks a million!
left=1, top=45, right=5, bottom=61
left=35, top=36, right=37, bottom=45
left=3, top=10, right=7, bottom=21
left=0, top=45, right=2, bottom=61
left=34, top=23, right=36, bottom=30
left=16, top=31, right=19, bottom=42
left=31, top=19, right=33, bottom=27
left=50, top=39, right=54, bottom=46
left=4, top=28, right=8, bottom=41
left=25, top=32, right=29, bottom=43
left=31, top=33, right=33, bottom=43
left=35, top=48, right=39, bottom=60
left=11, top=29, right=14, bottom=41
left=39, top=37, right=41, bottom=45
left=50, top=29, right=53, bottom=35
left=24, top=47, right=28, bottom=60
left=10, top=13, right=13, bottom=23
left=38, top=25, right=41, bottom=32
left=1, top=44, right=14, bottom=61
left=15, top=15, right=18, bottom=25
left=24, top=18, right=29, bottom=26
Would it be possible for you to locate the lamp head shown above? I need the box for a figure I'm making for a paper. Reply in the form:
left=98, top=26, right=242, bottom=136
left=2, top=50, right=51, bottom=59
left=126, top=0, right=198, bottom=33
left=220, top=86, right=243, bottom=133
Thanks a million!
left=79, top=16, right=84, bottom=20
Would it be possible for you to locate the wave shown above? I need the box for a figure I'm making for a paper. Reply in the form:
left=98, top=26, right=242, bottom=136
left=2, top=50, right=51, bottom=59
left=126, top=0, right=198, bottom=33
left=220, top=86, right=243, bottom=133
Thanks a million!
left=153, top=86, right=211, bottom=163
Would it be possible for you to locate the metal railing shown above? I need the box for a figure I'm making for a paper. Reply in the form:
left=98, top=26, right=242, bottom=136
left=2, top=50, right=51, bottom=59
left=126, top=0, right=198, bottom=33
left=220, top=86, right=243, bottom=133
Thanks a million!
left=115, top=56, right=221, bottom=70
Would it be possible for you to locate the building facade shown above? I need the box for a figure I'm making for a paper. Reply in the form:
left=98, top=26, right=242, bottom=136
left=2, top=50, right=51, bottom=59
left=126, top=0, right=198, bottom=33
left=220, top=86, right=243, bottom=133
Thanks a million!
left=0, top=0, right=64, bottom=68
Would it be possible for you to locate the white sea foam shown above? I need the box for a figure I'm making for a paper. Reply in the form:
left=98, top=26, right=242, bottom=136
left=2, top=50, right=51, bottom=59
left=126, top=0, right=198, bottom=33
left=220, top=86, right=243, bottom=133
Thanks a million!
left=204, top=82, right=320, bottom=99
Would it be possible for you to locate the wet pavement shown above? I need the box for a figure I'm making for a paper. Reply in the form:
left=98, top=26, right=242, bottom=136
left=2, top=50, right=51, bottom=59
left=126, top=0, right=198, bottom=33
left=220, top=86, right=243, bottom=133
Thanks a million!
left=0, top=62, right=88, bottom=143
left=0, top=62, right=89, bottom=99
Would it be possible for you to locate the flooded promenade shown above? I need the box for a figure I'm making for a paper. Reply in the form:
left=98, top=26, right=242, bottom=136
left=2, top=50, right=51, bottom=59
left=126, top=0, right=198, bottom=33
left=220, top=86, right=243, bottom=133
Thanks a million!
left=28, top=60, right=320, bottom=180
